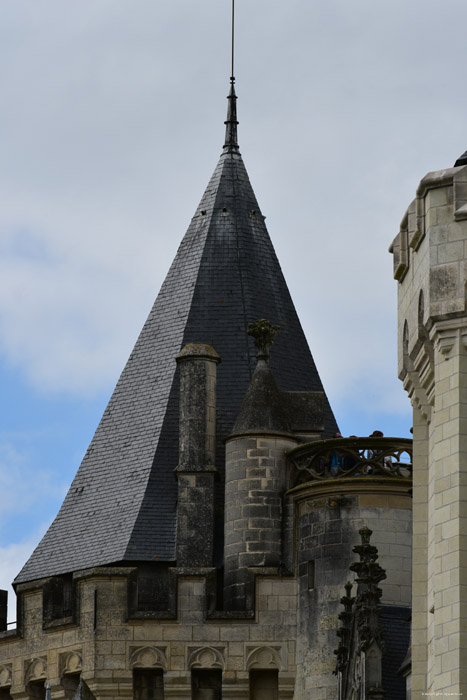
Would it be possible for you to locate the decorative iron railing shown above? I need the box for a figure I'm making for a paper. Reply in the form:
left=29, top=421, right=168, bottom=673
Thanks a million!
left=288, top=437, right=412, bottom=485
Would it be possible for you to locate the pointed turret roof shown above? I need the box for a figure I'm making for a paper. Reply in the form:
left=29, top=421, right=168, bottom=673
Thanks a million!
left=455, top=149, right=467, bottom=166
left=16, top=82, right=338, bottom=584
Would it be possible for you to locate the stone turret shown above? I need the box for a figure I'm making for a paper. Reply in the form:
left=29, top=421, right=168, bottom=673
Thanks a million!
left=223, top=320, right=299, bottom=611
left=287, top=437, right=412, bottom=699
left=390, top=156, right=467, bottom=697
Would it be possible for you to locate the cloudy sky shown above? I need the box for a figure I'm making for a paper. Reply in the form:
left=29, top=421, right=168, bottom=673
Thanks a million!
left=1, top=0, right=466, bottom=616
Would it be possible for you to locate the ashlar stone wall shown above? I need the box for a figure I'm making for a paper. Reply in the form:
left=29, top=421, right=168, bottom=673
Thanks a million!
left=290, top=480, right=411, bottom=700
left=391, top=163, right=467, bottom=697
left=0, top=569, right=297, bottom=700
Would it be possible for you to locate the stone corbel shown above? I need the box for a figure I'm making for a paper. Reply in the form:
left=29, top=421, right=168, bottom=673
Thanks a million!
left=431, top=320, right=467, bottom=361
left=437, top=334, right=457, bottom=358
left=403, top=371, right=432, bottom=423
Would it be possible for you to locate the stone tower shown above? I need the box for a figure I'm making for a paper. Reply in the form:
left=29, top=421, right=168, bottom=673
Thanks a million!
left=0, top=77, right=412, bottom=700
left=390, top=152, right=467, bottom=698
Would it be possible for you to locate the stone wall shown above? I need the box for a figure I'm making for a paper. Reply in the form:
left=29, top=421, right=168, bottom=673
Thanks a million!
left=291, top=480, right=411, bottom=700
left=391, top=163, right=467, bottom=696
left=0, top=570, right=297, bottom=699
left=223, top=434, right=297, bottom=611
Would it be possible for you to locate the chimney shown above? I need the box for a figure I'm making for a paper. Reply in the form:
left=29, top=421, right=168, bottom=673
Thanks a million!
left=174, top=343, right=221, bottom=567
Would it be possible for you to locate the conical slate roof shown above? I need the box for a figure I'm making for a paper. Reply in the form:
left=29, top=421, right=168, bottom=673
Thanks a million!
left=16, top=82, right=338, bottom=584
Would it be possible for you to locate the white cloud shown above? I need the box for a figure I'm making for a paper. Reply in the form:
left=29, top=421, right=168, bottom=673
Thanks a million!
left=0, top=0, right=464, bottom=416
left=0, top=534, right=45, bottom=624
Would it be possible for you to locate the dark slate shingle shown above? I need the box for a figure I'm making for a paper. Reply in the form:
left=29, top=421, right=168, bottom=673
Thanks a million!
left=380, top=605, right=411, bottom=700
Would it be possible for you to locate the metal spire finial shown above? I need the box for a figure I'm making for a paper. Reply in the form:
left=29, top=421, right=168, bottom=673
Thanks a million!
left=231, top=0, right=235, bottom=81
left=224, top=0, right=239, bottom=151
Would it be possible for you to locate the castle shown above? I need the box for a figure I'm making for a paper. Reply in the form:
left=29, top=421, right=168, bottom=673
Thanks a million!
left=1, top=67, right=463, bottom=699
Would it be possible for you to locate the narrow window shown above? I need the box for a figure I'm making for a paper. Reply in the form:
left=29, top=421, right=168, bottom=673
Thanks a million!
left=26, top=681, right=46, bottom=700
left=62, top=673, right=80, bottom=699
left=42, top=574, right=73, bottom=624
left=191, top=669, right=222, bottom=700
left=307, top=560, right=315, bottom=590
left=133, top=669, right=164, bottom=700
left=249, top=670, right=278, bottom=700
left=403, top=321, right=410, bottom=372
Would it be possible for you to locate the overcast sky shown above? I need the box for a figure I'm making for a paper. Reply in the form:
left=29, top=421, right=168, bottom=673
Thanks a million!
left=1, top=0, right=466, bottom=615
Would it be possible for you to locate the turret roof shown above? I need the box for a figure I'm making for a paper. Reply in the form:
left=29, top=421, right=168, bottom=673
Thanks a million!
left=16, top=83, right=338, bottom=583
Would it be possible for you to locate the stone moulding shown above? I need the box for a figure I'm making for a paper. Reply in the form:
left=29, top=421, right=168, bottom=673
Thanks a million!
left=0, top=664, right=12, bottom=687
left=24, top=657, right=47, bottom=683
left=246, top=645, right=284, bottom=671
left=129, top=646, right=168, bottom=670
left=59, top=651, right=82, bottom=676
left=187, top=646, right=226, bottom=670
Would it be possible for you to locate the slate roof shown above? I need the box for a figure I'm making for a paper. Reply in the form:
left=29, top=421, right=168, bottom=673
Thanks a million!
left=232, top=358, right=292, bottom=435
left=455, top=149, right=467, bottom=166
left=15, top=82, right=338, bottom=584
left=380, top=605, right=411, bottom=700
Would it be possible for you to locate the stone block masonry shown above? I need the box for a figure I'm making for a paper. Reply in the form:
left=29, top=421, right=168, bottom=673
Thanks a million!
left=223, top=435, right=297, bottom=611
left=391, top=162, right=467, bottom=696
left=0, top=569, right=298, bottom=699
left=175, top=343, right=221, bottom=568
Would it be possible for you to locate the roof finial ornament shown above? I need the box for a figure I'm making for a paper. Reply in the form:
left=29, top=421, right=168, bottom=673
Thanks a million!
left=247, top=319, right=280, bottom=365
left=231, top=0, right=235, bottom=82
left=224, top=0, right=239, bottom=151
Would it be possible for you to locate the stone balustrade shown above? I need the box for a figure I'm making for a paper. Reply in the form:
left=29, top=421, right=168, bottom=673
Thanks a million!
left=288, top=437, right=412, bottom=485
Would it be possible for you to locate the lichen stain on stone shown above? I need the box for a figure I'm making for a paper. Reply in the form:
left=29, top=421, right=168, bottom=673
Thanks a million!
left=430, top=265, right=458, bottom=300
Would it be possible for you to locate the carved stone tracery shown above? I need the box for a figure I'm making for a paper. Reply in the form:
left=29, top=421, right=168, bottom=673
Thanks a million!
left=129, top=646, right=168, bottom=670
left=334, top=528, right=386, bottom=700
left=24, top=657, right=47, bottom=684
left=246, top=645, right=283, bottom=671
left=289, top=437, right=412, bottom=485
left=187, top=646, right=225, bottom=670
left=60, top=651, right=82, bottom=676
left=0, top=665, right=12, bottom=688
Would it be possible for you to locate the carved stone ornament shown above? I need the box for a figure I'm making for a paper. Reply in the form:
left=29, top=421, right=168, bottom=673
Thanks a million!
left=334, top=528, right=386, bottom=700
left=0, top=665, right=12, bottom=687
left=25, top=657, right=47, bottom=683
left=60, top=651, right=82, bottom=676
left=129, top=646, right=168, bottom=670
left=246, top=645, right=283, bottom=671
left=247, top=319, right=280, bottom=359
left=187, top=646, right=225, bottom=670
